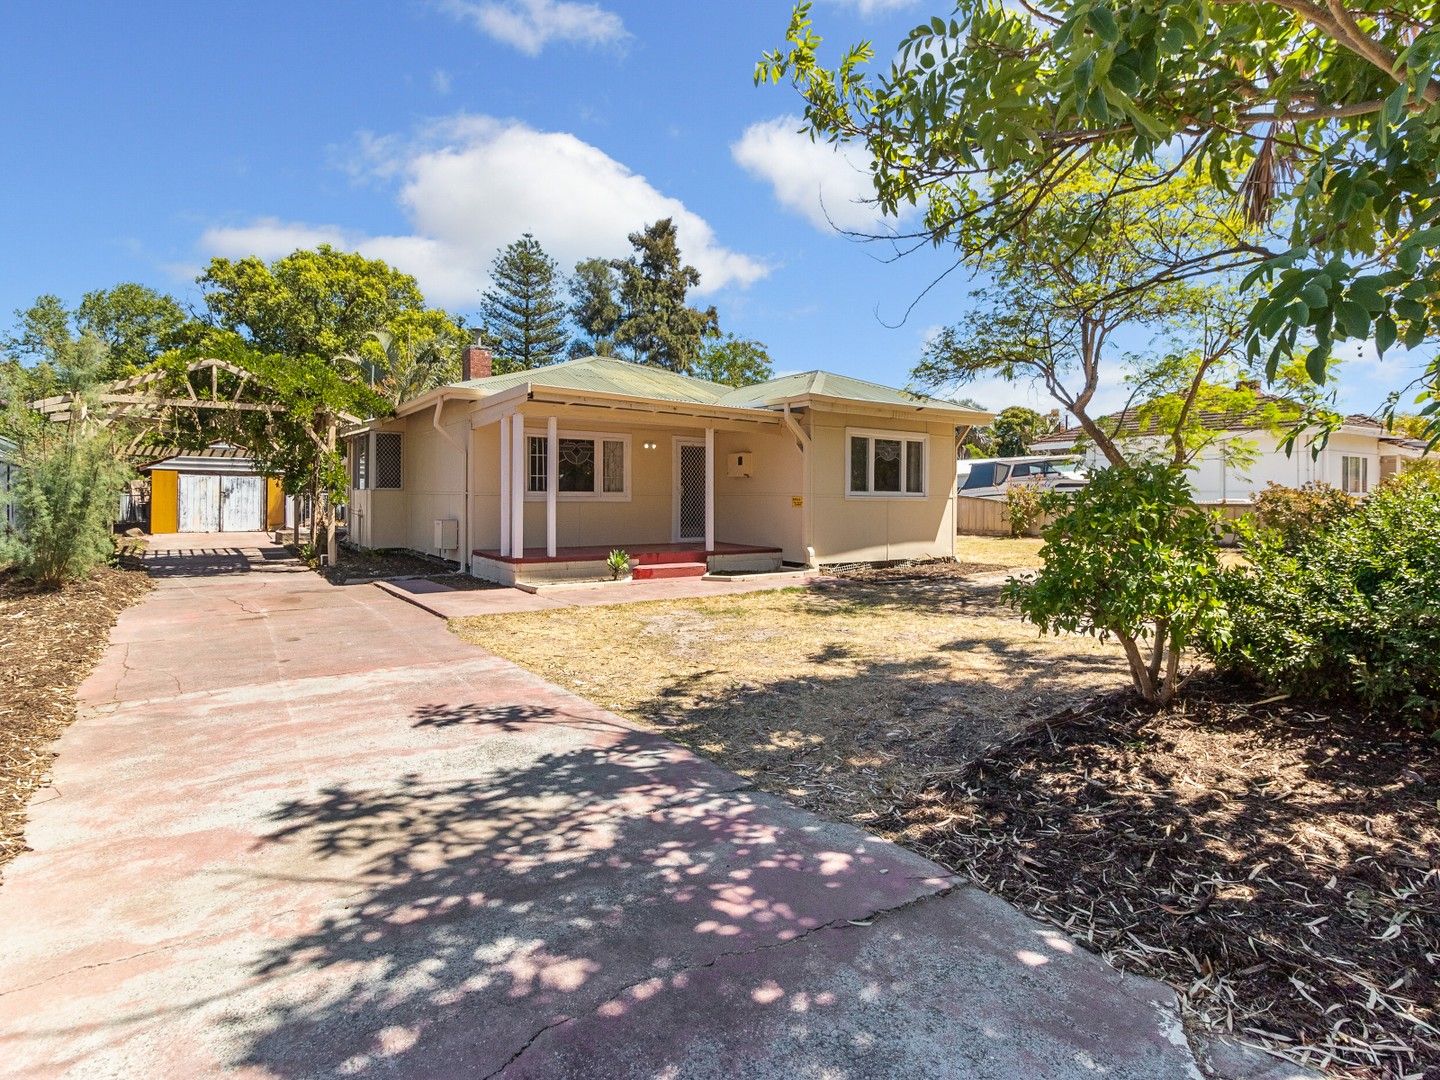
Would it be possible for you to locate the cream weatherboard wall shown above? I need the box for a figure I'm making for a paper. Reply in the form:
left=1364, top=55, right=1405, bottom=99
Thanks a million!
left=808, top=411, right=957, bottom=564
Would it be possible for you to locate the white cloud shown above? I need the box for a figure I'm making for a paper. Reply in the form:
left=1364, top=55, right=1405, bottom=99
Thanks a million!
left=197, top=115, right=769, bottom=308
left=439, top=0, right=627, bottom=56
left=731, top=115, right=901, bottom=234
left=824, top=0, right=919, bottom=15
left=431, top=69, right=452, bottom=95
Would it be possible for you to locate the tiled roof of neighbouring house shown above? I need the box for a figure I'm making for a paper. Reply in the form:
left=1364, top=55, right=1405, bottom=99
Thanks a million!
left=1030, top=389, right=1359, bottom=448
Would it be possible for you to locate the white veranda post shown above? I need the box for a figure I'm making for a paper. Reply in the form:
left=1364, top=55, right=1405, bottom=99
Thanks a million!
left=510, top=414, right=525, bottom=559
left=704, top=426, right=715, bottom=553
left=546, top=416, right=558, bottom=558
left=498, top=415, right=511, bottom=557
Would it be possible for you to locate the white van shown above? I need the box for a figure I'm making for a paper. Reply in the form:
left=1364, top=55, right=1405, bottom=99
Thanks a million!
left=956, top=456, right=1086, bottom=500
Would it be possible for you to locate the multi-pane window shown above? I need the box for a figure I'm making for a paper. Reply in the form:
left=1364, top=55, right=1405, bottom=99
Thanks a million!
left=526, top=432, right=628, bottom=498
left=1341, top=454, right=1368, bottom=494
left=374, top=433, right=403, bottom=489
left=848, top=431, right=926, bottom=496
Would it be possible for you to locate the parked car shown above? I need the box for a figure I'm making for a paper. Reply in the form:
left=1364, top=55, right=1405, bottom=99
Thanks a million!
left=956, top=456, right=1086, bottom=500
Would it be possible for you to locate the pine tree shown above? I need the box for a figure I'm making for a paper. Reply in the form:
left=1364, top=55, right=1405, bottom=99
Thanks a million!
left=568, top=258, right=623, bottom=358
left=479, top=234, right=569, bottom=372
left=611, top=219, right=718, bottom=374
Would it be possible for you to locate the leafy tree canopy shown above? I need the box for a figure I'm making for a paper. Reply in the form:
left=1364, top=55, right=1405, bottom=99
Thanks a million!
left=199, top=244, right=429, bottom=361
left=912, top=167, right=1275, bottom=467
left=358, top=309, right=467, bottom=407
left=694, top=334, right=774, bottom=387
left=4, top=285, right=192, bottom=383
left=988, top=406, right=1056, bottom=457
left=568, top=257, right=624, bottom=359
left=760, top=0, right=1440, bottom=435
left=480, top=234, right=570, bottom=372
left=612, top=218, right=719, bottom=374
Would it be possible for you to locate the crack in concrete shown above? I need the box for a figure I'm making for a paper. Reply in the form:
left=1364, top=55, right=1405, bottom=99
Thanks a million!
left=483, top=882, right=958, bottom=1079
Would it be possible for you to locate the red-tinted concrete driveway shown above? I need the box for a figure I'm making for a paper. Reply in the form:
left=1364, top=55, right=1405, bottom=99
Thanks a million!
left=0, top=535, right=1226, bottom=1078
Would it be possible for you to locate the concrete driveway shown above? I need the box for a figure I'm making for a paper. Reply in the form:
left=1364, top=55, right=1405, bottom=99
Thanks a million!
left=0, top=534, right=1234, bottom=1078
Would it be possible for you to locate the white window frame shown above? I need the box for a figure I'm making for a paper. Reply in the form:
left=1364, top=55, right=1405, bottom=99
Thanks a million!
left=373, top=431, right=404, bottom=491
left=845, top=427, right=929, bottom=499
left=352, top=434, right=370, bottom=491
left=1340, top=454, right=1369, bottom=494
left=523, top=428, right=632, bottom=502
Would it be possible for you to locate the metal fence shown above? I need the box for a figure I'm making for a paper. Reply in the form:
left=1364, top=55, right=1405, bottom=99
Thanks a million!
left=957, top=495, right=1253, bottom=543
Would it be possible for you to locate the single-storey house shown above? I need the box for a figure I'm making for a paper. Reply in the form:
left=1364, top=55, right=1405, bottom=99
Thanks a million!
left=346, top=349, right=990, bottom=584
left=1030, top=391, right=1428, bottom=502
left=143, top=444, right=286, bottom=534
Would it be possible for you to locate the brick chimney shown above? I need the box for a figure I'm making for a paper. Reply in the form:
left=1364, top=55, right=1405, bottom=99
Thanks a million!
left=462, top=345, right=493, bottom=381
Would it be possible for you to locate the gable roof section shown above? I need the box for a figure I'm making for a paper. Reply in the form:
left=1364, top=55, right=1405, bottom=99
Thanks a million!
left=437, top=357, right=985, bottom=419
left=453, top=356, right=729, bottom=405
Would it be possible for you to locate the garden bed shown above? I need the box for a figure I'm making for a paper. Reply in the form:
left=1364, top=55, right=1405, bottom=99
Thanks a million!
left=0, top=564, right=151, bottom=880
left=879, top=678, right=1439, bottom=1079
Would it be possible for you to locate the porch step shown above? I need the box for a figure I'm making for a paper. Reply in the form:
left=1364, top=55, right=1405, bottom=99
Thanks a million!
left=632, top=561, right=708, bottom=580
left=633, top=549, right=706, bottom=566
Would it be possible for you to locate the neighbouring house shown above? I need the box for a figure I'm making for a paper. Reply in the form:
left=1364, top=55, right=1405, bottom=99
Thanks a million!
left=0, top=436, right=17, bottom=533
left=1030, top=387, right=1428, bottom=502
left=143, top=444, right=287, bottom=534
left=345, top=348, right=990, bottom=585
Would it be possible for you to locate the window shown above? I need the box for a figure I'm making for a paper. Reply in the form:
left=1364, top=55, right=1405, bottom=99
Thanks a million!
left=525, top=431, right=629, bottom=499
left=1341, top=454, right=1369, bottom=494
left=352, top=435, right=369, bottom=491
left=374, top=433, right=403, bottom=489
left=848, top=430, right=926, bottom=496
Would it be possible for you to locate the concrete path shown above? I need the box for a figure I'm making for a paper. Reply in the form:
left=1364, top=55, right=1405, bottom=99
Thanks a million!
left=0, top=534, right=1245, bottom=1078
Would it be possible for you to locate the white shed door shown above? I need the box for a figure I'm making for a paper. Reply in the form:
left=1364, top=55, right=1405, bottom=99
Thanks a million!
left=220, top=475, right=263, bottom=531
left=178, top=474, right=221, bottom=533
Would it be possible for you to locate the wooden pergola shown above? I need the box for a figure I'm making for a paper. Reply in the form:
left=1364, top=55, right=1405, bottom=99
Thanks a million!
left=30, top=358, right=278, bottom=428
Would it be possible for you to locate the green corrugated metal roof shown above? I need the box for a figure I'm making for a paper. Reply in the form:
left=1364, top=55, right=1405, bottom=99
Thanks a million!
left=455, top=356, right=728, bottom=404
left=717, top=370, right=965, bottom=411
left=451, top=357, right=978, bottom=414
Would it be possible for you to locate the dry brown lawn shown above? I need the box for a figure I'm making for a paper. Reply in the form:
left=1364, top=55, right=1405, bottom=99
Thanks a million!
left=952, top=534, right=1045, bottom=569
left=454, top=576, right=1129, bottom=824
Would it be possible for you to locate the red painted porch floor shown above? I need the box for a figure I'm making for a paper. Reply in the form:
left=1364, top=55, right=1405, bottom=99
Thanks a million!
left=473, top=540, right=782, bottom=565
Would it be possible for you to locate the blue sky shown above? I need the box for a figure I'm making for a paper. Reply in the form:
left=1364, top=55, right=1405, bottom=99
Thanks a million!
left=0, top=0, right=1426, bottom=417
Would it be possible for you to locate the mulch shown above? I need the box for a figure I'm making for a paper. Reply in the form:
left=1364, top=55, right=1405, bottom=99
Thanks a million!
left=877, top=677, right=1440, bottom=1078
left=0, top=564, right=152, bottom=880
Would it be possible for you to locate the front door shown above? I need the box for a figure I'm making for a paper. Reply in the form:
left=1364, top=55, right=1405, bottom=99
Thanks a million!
left=674, top=439, right=707, bottom=542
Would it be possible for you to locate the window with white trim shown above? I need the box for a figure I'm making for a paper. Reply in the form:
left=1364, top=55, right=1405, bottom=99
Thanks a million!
left=374, top=433, right=403, bottom=489
left=525, top=431, right=630, bottom=499
left=847, top=429, right=927, bottom=496
left=1341, top=454, right=1368, bottom=494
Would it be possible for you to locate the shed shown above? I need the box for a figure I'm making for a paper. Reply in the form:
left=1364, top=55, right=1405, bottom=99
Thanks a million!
left=0, top=436, right=17, bottom=533
left=143, top=444, right=285, bottom=534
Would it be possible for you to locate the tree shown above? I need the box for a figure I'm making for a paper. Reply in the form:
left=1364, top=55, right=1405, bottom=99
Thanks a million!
left=911, top=168, right=1268, bottom=468
left=1004, top=462, right=1229, bottom=705
left=75, top=284, right=192, bottom=375
left=200, top=245, right=429, bottom=361
left=0, top=332, right=132, bottom=585
left=4, top=287, right=194, bottom=384
left=612, top=219, right=719, bottom=374
left=988, top=406, right=1054, bottom=457
left=196, top=246, right=437, bottom=556
left=759, top=2, right=1440, bottom=435
left=568, top=257, right=623, bottom=358
left=358, top=309, right=467, bottom=407
left=694, top=334, right=773, bottom=387
left=479, top=234, right=570, bottom=372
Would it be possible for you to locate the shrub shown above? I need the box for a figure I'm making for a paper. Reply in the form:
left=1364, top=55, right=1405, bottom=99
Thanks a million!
left=1003, top=484, right=1046, bottom=537
left=1251, top=481, right=1355, bottom=551
left=1004, top=463, right=1227, bottom=705
left=1205, top=468, right=1440, bottom=728
left=0, top=426, right=132, bottom=586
